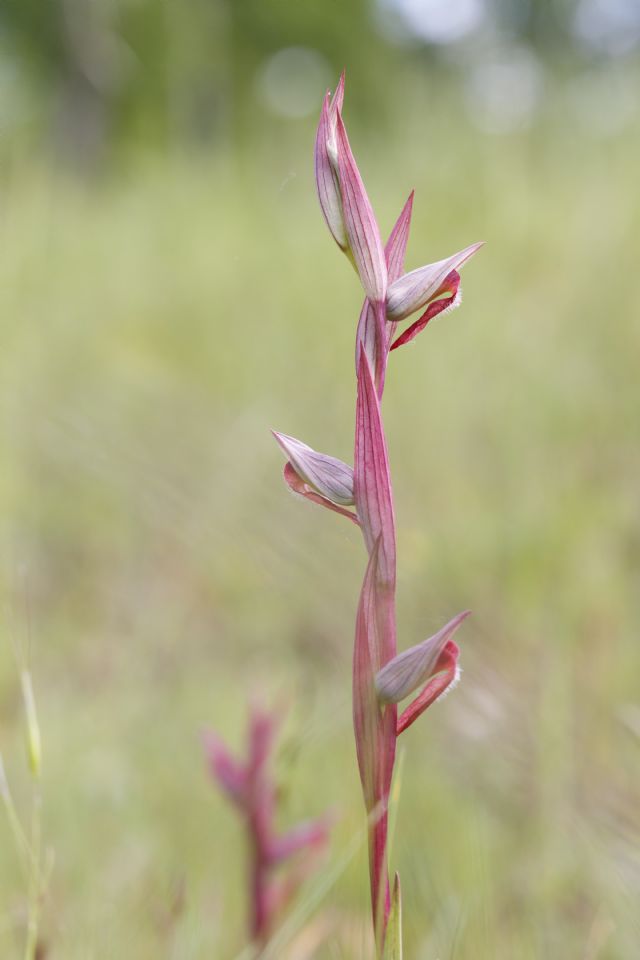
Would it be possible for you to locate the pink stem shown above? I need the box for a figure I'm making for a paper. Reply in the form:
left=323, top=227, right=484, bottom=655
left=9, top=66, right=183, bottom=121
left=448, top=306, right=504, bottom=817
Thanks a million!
left=353, top=348, right=398, bottom=952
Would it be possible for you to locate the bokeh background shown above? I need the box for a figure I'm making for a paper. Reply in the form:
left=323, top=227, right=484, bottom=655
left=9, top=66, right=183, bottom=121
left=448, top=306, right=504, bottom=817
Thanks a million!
left=1, top=1, right=639, bottom=957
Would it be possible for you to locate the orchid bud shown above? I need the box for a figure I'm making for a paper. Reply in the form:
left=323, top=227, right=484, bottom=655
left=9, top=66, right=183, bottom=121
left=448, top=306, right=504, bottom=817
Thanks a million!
left=375, top=611, right=470, bottom=705
left=272, top=431, right=354, bottom=506
left=314, top=74, right=347, bottom=251
left=386, top=242, right=483, bottom=323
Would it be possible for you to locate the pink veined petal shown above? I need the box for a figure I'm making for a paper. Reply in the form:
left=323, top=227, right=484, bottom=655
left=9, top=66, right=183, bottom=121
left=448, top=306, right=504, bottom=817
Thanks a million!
left=315, top=86, right=348, bottom=250
left=203, top=732, right=247, bottom=806
left=386, top=241, right=483, bottom=323
left=397, top=640, right=461, bottom=735
left=375, top=610, right=470, bottom=704
left=272, top=430, right=354, bottom=505
left=390, top=270, right=461, bottom=351
left=335, top=112, right=387, bottom=303
left=283, top=462, right=360, bottom=525
left=385, top=191, right=414, bottom=286
left=354, top=350, right=396, bottom=584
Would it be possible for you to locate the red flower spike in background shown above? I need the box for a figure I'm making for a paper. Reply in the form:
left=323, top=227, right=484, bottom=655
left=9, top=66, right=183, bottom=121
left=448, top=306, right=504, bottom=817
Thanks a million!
left=204, top=706, right=330, bottom=947
left=275, top=73, right=482, bottom=956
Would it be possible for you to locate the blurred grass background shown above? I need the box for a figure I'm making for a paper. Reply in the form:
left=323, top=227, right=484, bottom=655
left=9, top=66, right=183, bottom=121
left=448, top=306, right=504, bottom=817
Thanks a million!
left=1, top=1, right=640, bottom=957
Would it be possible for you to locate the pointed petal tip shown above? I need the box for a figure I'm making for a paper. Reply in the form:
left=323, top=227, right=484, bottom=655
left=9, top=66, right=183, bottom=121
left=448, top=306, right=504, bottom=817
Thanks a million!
left=271, top=428, right=292, bottom=457
left=330, top=71, right=345, bottom=113
left=457, top=240, right=485, bottom=266
left=453, top=609, right=472, bottom=625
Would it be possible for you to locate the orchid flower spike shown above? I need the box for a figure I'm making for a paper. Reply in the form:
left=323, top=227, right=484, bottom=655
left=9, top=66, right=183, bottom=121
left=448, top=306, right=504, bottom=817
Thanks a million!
left=279, top=73, right=483, bottom=955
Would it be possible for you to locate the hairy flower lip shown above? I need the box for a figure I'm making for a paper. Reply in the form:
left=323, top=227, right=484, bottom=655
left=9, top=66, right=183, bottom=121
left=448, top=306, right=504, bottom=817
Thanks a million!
left=272, top=430, right=354, bottom=506
left=385, top=241, right=484, bottom=323
left=396, top=640, right=460, bottom=735
left=389, top=269, right=461, bottom=351
left=374, top=610, right=470, bottom=705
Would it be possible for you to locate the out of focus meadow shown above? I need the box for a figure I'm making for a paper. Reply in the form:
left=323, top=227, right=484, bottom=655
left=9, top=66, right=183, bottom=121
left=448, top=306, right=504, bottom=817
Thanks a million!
left=1, top=1, right=640, bottom=957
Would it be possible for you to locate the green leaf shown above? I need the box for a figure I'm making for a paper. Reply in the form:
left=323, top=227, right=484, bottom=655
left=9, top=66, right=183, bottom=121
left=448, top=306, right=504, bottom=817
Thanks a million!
left=382, top=873, right=402, bottom=960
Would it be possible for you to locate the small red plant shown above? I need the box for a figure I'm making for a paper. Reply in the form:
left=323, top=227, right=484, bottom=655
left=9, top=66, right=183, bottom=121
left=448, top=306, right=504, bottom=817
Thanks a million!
left=274, top=73, right=482, bottom=954
left=204, top=706, right=329, bottom=948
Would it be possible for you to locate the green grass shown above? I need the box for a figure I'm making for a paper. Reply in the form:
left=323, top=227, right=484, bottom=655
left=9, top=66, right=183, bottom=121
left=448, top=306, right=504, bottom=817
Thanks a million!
left=1, top=108, right=639, bottom=958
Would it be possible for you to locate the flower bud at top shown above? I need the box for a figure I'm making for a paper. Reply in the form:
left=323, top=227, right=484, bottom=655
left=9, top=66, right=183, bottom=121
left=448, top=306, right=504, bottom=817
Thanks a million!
left=315, top=75, right=348, bottom=252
